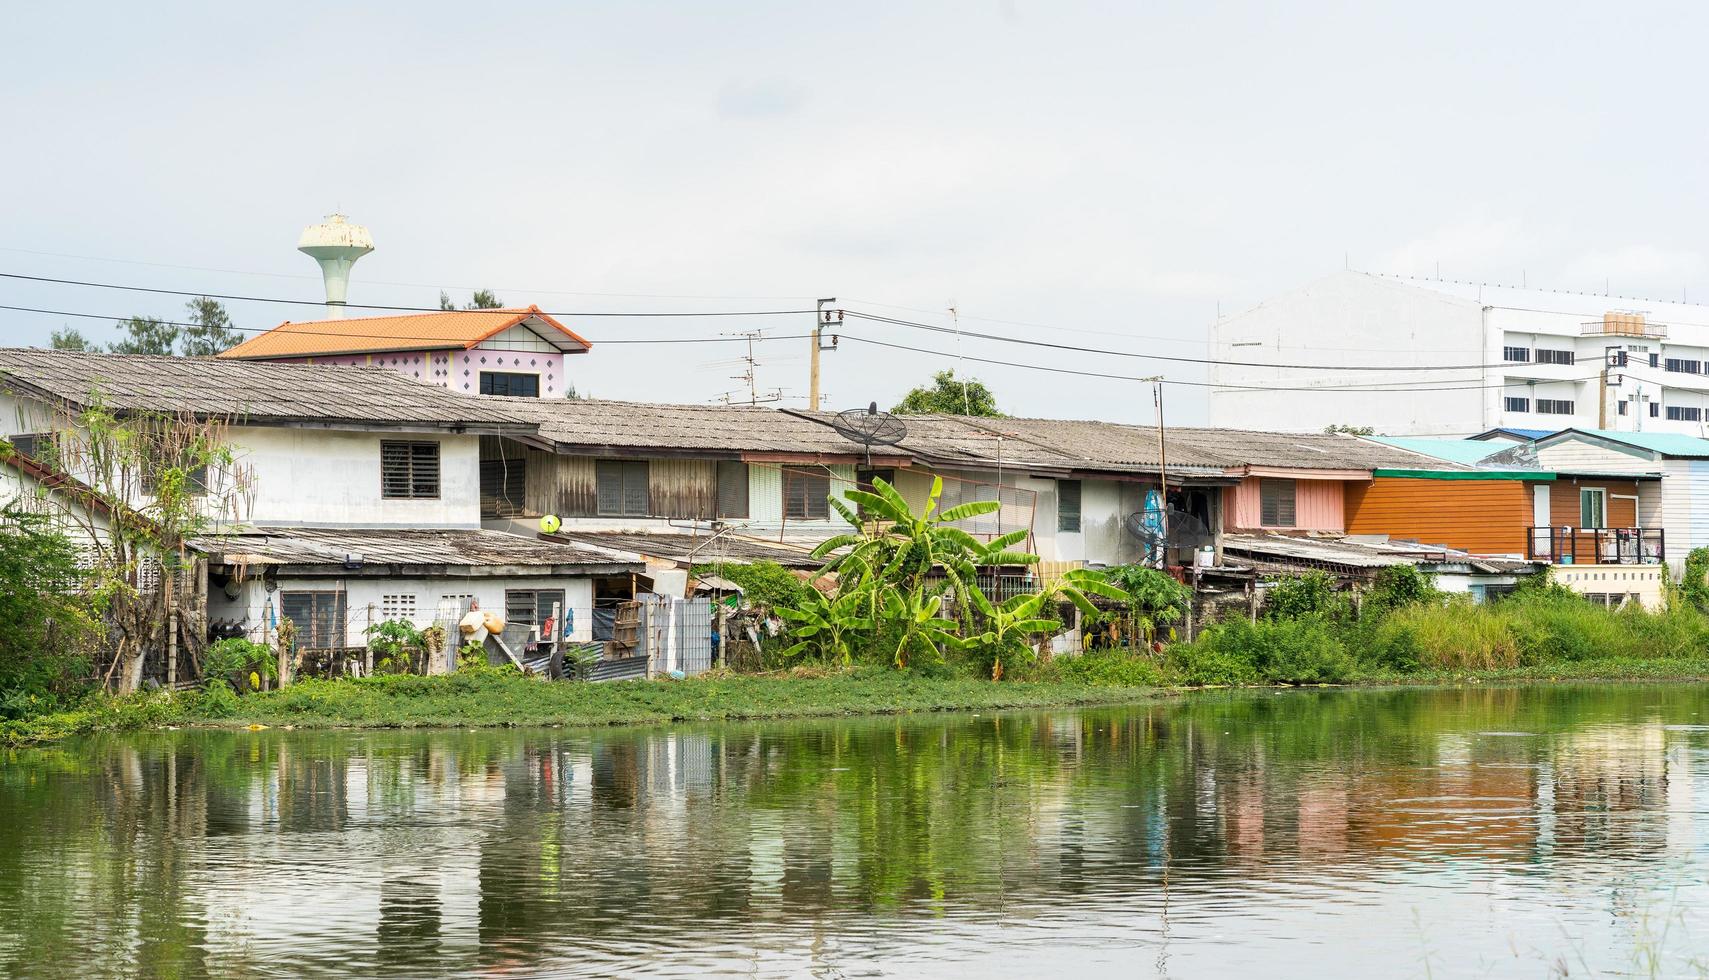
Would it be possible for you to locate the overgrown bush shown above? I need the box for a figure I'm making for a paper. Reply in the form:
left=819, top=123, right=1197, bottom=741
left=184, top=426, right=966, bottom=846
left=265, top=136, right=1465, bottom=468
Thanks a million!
left=0, top=506, right=97, bottom=717
left=1369, top=601, right=1520, bottom=671
left=203, top=637, right=276, bottom=692
left=364, top=619, right=424, bottom=674
left=1363, top=565, right=1442, bottom=617
left=1053, top=650, right=1163, bottom=687
left=1264, top=571, right=1347, bottom=621
left=1172, top=617, right=1354, bottom=685
left=692, top=560, right=813, bottom=614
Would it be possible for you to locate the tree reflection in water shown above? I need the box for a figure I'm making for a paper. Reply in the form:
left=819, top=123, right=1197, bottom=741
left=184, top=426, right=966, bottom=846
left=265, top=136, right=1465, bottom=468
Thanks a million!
left=0, top=684, right=1704, bottom=976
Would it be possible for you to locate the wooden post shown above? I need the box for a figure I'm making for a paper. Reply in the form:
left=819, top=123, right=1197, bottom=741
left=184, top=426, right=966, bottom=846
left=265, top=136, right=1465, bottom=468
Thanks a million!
left=1247, top=579, right=1258, bottom=623
left=167, top=609, right=178, bottom=689
left=365, top=602, right=375, bottom=676
left=716, top=591, right=728, bottom=668
left=549, top=600, right=561, bottom=678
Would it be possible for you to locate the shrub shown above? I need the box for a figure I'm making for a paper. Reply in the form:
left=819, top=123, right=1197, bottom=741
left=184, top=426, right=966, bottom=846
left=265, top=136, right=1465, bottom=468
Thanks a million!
left=1264, top=572, right=1347, bottom=621
left=1171, top=617, right=1354, bottom=685
left=1682, top=547, right=1709, bottom=612
left=1377, top=601, right=1520, bottom=670
left=1054, top=650, right=1163, bottom=687
left=1363, top=566, right=1442, bottom=618
left=203, top=637, right=277, bottom=691
left=195, top=680, right=241, bottom=718
left=691, top=560, right=813, bottom=614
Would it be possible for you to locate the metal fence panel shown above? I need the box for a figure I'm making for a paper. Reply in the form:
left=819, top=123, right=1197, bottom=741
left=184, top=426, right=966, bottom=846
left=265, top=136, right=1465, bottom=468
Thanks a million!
left=637, top=594, right=713, bottom=677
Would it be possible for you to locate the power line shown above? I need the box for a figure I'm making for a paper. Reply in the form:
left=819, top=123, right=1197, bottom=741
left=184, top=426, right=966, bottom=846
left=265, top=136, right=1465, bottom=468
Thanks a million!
left=840, top=334, right=1602, bottom=394
left=0, top=272, right=815, bottom=317
left=0, top=304, right=813, bottom=347
left=842, top=310, right=1560, bottom=371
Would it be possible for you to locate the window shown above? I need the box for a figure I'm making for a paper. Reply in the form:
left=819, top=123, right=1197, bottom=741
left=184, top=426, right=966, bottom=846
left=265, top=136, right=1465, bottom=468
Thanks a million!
left=281, top=591, right=348, bottom=649
left=1618, top=400, right=1629, bottom=416
left=595, top=460, right=650, bottom=516
left=1259, top=478, right=1296, bottom=527
left=717, top=461, right=749, bottom=518
left=1650, top=353, right=1661, bottom=368
left=783, top=466, right=830, bottom=520
left=854, top=467, right=894, bottom=518
left=380, top=594, right=418, bottom=623
left=436, top=594, right=475, bottom=628
left=1580, top=488, right=1606, bottom=529
left=1651, top=401, right=1661, bottom=418
left=1667, top=406, right=1702, bottom=421
left=7, top=432, right=52, bottom=462
left=381, top=440, right=440, bottom=499
left=478, top=371, right=541, bottom=397
left=1536, top=349, right=1575, bottom=365
left=480, top=455, right=527, bottom=518
left=1504, top=396, right=1531, bottom=413
left=505, top=589, right=566, bottom=630
left=1666, top=358, right=1702, bottom=374
left=1057, top=479, right=1082, bottom=533
left=1502, top=346, right=1530, bottom=363
left=1536, top=399, right=1575, bottom=415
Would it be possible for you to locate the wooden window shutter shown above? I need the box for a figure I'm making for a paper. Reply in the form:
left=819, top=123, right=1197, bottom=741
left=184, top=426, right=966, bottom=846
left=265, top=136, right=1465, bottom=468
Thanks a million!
left=717, top=461, right=749, bottom=518
left=1057, top=480, right=1082, bottom=533
left=1260, top=478, right=1296, bottom=526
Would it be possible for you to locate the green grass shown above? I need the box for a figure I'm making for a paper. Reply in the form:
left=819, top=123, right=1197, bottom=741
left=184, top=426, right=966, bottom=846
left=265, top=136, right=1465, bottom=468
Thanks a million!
left=0, top=669, right=1163, bottom=746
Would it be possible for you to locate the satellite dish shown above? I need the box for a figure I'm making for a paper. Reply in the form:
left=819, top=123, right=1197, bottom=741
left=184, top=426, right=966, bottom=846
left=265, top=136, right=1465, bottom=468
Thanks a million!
left=1124, top=506, right=1214, bottom=563
left=827, top=402, right=907, bottom=462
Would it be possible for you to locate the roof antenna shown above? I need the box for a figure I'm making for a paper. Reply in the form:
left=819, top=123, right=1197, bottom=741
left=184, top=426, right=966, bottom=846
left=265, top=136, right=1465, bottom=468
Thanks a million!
left=950, top=303, right=969, bottom=415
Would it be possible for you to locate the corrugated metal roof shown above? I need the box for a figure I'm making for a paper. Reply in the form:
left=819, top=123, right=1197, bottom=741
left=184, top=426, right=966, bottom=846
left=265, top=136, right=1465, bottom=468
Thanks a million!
left=1168, top=426, right=1468, bottom=471
left=1222, top=531, right=1539, bottom=573
left=554, top=530, right=822, bottom=568
left=219, top=307, right=592, bottom=359
left=1472, top=427, right=1557, bottom=440
left=0, top=348, right=536, bottom=430
left=190, top=526, right=642, bottom=570
left=1555, top=428, right=1709, bottom=459
left=1367, top=436, right=1509, bottom=465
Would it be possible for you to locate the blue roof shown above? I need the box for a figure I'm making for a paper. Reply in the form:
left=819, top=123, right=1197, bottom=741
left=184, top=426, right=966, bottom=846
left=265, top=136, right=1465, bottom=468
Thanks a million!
left=1367, top=436, right=1509, bottom=465
left=1553, top=428, right=1709, bottom=459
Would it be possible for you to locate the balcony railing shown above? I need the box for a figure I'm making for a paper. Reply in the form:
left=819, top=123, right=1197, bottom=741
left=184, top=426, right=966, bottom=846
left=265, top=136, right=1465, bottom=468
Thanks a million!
left=1525, top=526, right=1665, bottom=565
left=1581, top=319, right=1667, bottom=339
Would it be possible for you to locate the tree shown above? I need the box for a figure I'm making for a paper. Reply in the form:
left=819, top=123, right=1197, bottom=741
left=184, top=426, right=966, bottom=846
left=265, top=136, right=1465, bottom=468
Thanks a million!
left=179, top=298, right=242, bottom=357
left=439, top=289, right=505, bottom=310
left=892, top=370, right=1003, bottom=417
left=1323, top=424, right=1375, bottom=436
left=49, top=327, right=96, bottom=352
left=109, top=316, right=178, bottom=356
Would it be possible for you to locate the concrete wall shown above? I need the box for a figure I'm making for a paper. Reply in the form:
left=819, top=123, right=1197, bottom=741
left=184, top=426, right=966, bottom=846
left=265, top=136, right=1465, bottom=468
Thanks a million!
left=210, top=572, right=599, bottom=648
left=1551, top=565, right=1666, bottom=611
left=236, top=427, right=481, bottom=527
left=1209, top=272, right=1488, bottom=435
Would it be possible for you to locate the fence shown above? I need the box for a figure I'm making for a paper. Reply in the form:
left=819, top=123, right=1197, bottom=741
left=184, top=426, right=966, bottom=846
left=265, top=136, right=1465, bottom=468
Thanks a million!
left=1525, top=526, right=1665, bottom=565
left=637, top=594, right=714, bottom=677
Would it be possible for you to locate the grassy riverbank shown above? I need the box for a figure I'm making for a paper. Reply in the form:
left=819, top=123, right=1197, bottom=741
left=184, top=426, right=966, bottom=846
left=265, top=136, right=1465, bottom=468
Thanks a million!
left=0, top=669, right=1164, bottom=746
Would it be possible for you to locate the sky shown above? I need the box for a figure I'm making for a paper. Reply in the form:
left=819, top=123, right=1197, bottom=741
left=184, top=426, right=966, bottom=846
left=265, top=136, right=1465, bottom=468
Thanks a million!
left=5, top=1, right=1709, bottom=424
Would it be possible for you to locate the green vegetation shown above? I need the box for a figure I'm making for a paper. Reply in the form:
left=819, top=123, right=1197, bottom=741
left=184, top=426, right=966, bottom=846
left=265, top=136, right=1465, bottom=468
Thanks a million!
left=892, top=369, right=1003, bottom=417
left=689, top=559, right=811, bottom=613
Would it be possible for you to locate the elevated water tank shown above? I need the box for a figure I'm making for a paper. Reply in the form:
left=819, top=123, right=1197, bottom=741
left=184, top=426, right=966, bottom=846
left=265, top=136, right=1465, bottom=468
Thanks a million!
left=298, top=213, right=374, bottom=318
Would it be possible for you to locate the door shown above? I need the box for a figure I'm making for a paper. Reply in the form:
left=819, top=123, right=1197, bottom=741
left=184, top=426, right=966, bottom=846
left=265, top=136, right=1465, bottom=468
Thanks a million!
left=1532, top=484, right=1551, bottom=526
left=1531, top=484, right=1552, bottom=560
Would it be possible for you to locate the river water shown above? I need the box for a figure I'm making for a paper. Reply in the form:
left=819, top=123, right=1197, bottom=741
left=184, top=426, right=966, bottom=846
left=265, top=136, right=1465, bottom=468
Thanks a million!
left=4, top=685, right=1709, bottom=977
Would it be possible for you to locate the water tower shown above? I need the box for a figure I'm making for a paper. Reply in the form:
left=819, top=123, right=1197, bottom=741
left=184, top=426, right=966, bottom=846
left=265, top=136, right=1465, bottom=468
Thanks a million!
left=297, top=213, right=373, bottom=319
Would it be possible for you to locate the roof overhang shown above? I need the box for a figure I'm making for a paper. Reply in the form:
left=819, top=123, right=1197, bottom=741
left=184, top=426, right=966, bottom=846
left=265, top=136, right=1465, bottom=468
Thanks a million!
left=1240, top=466, right=1372, bottom=481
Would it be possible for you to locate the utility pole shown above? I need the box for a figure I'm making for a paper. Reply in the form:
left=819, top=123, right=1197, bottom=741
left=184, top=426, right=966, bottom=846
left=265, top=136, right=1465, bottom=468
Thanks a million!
left=810, top=298, right=840, bottom=411
left=1142, top=375, right=1168, bottom=568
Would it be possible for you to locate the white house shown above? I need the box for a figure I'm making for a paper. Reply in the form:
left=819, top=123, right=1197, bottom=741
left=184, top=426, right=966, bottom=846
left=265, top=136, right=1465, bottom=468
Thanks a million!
left=1210, top=270, right=1709, bottom=436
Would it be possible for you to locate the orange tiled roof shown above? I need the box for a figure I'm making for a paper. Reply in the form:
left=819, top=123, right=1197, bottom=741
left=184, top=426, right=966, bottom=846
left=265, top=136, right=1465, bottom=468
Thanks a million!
left=217, top=306, right=592, bottom=360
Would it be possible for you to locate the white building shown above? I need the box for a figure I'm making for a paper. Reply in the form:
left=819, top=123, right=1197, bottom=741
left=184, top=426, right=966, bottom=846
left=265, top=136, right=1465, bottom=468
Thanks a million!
left=1210, top=271, right=1709, bottom=436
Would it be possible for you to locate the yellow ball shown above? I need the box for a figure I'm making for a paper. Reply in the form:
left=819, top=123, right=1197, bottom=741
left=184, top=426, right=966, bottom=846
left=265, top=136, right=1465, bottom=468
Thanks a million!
left=539, top=514, right=562, bottom=534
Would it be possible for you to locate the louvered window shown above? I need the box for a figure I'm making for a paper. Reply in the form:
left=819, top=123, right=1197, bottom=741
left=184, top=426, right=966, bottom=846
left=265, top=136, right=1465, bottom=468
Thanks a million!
left=1057, top=480, right=1082, bottom=532
left=783, top=466, right=830, bottom=520
left=281, top=591, right=348, bottom=649
left=595, top=460, right=650, bottom=516
left=716, top=461, right=749, bottom=518
left=381, top=441, right=440, bottom=499
left=1259, top=478, right=1296, bottom=527
left=506, top=589, right=565, bottom=629
left=480, top=456, right=527, bottom=518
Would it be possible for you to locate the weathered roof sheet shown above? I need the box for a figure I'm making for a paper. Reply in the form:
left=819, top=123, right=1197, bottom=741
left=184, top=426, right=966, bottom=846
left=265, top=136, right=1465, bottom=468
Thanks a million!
left=880, top=414, right=1232, bottom=475
left=497, top=398, right=886, bottom=457
left=1222, top=531, right=1540, bottom=574
left=0, top=348, right=536, bottom=431
left=1168, top=427, right=1469, bottom=471
left=190, top=526, right=642, bottom=571
left=1549, top=428, right=1709, bottom=459
left=219, top=307, right=593, bottom=360
left=553, top=530, right=823, bottom=568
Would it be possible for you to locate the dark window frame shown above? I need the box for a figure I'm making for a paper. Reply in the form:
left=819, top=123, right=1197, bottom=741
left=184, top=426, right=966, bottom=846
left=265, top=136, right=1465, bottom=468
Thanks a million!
left=1536, top=399, right=1576, bottom=415
left=1535, top=348, right=1575, bottom=366
left=1667, top=405, right=1702, bottom=421
left=1666, top=358, right=1703, bottom=375
left=782, top=466, right=831, bottom=520
left=1502, top=346, right=1530, bottom=363
left=1057, top=479, right=1082, bottom=533
left=380, top=440, right=441, bottom=500
left=478, top=371, right=541, bottom=397
left=595, top=459, right=651, bottom=516
left=280, top=590, right=348, bottom=649
left=505, top=588, right=566, bottom=630
left=479, top=454, right=527, bottom=518
left=1259, top=478, right=1297, bottom=527
left=1503, top=396, right=1531, bottom=413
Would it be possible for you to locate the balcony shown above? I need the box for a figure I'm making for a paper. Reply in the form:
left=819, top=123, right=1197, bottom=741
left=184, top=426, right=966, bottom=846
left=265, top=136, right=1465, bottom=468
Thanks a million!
left=1581, top=316, right=1667, bottom=339
left=1525, top=526, right=1664, bottom=565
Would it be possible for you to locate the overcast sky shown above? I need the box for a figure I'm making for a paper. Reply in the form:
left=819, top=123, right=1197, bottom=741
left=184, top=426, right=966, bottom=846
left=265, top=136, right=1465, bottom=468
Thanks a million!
left=5, top=1, right=1709, bottom=423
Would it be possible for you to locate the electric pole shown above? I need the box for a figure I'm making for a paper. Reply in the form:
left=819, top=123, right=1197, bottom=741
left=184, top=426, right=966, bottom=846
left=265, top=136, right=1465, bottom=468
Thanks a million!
left=810, top=298, right=841, bottom=411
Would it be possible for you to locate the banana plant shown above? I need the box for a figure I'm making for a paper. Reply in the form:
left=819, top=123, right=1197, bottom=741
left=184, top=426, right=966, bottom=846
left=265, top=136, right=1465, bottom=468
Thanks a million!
left=776, top=586, right=875, bottom=666
left=966, top=570, right=1131, bottom=677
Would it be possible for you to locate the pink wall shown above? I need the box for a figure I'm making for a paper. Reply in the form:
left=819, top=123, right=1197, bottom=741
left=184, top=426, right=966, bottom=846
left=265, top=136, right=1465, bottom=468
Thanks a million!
left=1225, top=477, right=1345, bottom=531
left=276, top=346, right=574, bottom=397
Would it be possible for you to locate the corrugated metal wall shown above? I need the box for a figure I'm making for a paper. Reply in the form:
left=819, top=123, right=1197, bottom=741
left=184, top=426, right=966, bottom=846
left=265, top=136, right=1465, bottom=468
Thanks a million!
left=529, top=452, right=597, bottom=516
left=1661, top=459, right=1709, bottom=568
left=1344, top=477, right=1530, bottom=553
left=648, top=459, right=718, bottom=519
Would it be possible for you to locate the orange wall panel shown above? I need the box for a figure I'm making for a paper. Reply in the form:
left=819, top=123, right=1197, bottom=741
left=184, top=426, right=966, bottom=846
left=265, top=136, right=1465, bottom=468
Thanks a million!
left=1546, top=478, right=1641, bottom=529
left=1226, top=477, right=1345, bottom=531
left=1343, top=478, right=1532, bottom=555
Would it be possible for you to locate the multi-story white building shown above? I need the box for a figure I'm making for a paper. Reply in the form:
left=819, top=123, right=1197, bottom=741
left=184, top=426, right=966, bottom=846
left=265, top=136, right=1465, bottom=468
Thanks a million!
left=1210, top=271, right=1709, bottom=436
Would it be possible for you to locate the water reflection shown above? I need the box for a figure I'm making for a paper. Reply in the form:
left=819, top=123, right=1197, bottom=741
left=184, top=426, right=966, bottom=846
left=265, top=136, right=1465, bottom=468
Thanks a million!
left=3, top=685, right=1709, bottom=976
